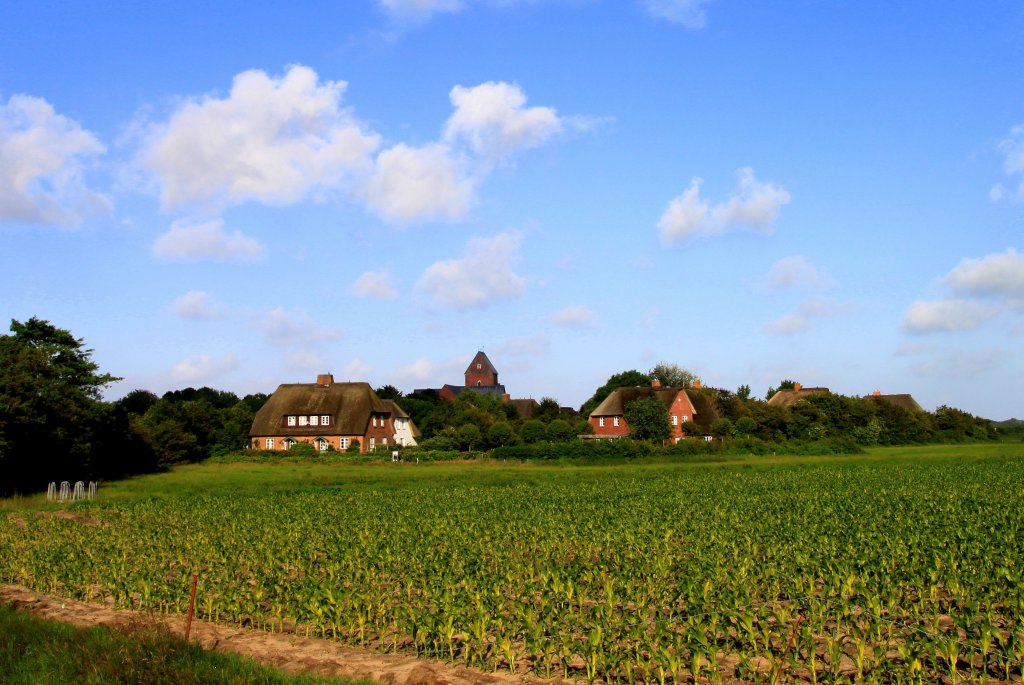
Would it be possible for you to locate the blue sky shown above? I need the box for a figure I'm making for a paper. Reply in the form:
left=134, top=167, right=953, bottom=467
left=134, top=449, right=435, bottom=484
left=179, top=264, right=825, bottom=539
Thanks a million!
left=2, top=1, right=1023, bottom=419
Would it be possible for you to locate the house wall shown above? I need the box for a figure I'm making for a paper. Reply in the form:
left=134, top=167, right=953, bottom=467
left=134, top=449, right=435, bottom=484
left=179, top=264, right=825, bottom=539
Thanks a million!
left=252, top=435, right=362, bottom=451
left=588, top=414, right=630, bottom=437
left=465, top=365, right=498, bottom=387
left=587, top=390, right=698, bottom=441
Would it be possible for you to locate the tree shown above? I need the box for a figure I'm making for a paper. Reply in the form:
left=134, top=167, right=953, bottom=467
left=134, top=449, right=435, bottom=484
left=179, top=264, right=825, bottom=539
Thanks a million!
left=546, top=419, right=574, bottom=442
left=580, top=370, right=651, bottom=416
left=486, top=421, right=516, bottom=448
left=736, top=384, right=752, bottom=401
left=520, top=419, right=547, bottom=444
left=710, top=418, right=735, bottom=440
left=375, top=384, right=403, bottom=400
left=623, top=397, right=671, bottom=443
left=765, top=379, right=797, bottom=401
left=0, top=318, right=133, bottom=495
left=648, top=362, right=697, bottom=388
left=735, top=416, right=756, bottom=438
left=534, top=397, right=561, bottom=423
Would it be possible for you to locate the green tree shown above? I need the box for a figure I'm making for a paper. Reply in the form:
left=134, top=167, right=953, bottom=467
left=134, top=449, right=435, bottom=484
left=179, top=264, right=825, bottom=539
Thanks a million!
left=0, top=318, right=132, bottom=495
left=710, top=418, right=735, bottom=440
left=736, top=384, right=752, bottom=401
left=623, top=396, right=671, bottom=443
left=580, top=370, right=651, bottom=416
left=534, top=397, right=562, bottom=423
left=375, top=384, right=403, bottom=400
left=546, top=419, right=574, bottom=442
left=486, top=421, right=516, bottom=448
left=648, top=362, right=697, bottom=388
left=458, top=423, right=482, bottom=450
left=735, top=415, right=756, bottom=437
left=520, top=419, right=547, bottom=444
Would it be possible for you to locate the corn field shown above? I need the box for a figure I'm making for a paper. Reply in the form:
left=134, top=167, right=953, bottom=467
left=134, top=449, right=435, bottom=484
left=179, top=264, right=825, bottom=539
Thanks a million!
left=2, top=454, right=1023, bottom=683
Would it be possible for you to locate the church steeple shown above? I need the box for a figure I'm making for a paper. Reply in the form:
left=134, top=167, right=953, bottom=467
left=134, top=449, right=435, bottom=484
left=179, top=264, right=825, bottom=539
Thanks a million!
left=464, top=351, right=499, bottom=387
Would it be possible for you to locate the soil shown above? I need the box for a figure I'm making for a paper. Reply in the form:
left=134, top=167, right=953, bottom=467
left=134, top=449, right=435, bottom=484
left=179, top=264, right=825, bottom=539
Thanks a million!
left=0, top=584, right=563, bottom=685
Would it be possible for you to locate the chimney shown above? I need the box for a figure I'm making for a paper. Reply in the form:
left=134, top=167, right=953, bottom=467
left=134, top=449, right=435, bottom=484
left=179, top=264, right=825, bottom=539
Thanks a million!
left=794, top=383, right=802, bottom=391
left=693, top=380, right=702, bottom=389
left=651, top=378, right=662, bottom=388
left=872, top=390, right=881, bottom=396
left=316, top=373, right=334, bottom=387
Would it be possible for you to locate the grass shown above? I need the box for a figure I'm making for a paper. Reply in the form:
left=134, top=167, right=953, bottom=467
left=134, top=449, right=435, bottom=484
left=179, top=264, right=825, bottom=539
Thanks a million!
left=3, top=441, right=1022, bottom=512
left=0, top=603, right=365, bottom=685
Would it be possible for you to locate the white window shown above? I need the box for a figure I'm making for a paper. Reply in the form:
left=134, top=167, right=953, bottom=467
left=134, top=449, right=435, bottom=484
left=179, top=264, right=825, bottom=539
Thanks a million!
left=672, top=415, right=679, bottom=426
left=321, top=415, right=330, bottom=425
left=265, top=438, right=274, bottom=449
left=382, top=437, right=387, bottom=446
left=370, top=437, right=376, bottom=449
left=476, top=363, right=481, bottom=369
left=316, top=438, right=328, bottom=451
left=613, top=416, right=619, bottom=427
left=310, top=415, right=319, bottom=426
left=683, top=415, right=689, bottom=422
left=339, top=438, right=349, bottom=450
left=287, top=416, right=296, bottom=426
left=598, top=417, right=605, bottom=427
left=299, top=416, right=308, bottom=426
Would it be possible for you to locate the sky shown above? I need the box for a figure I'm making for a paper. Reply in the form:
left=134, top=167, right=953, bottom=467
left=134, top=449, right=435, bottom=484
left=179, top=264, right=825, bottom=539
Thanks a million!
left=2, top=1, right=1023, bottom=420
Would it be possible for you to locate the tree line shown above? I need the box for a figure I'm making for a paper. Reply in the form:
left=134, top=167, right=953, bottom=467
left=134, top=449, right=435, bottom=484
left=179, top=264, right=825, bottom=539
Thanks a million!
left=0, top=318, right=1002, bottom=495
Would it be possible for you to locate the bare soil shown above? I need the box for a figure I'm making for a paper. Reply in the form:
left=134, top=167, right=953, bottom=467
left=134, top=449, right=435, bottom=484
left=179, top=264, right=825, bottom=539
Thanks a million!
left=0, top=584, right=563, bottom=685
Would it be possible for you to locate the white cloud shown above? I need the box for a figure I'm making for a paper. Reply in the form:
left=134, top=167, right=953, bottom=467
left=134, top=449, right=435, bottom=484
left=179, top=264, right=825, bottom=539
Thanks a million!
left=256, top=306, right=343, bottom=346
left=941, top=247, right=1024, bottom=303
left=153, top=218, right=264, bottom=262
left=0, top=94, right=108, bottom=226
left=141, top=65, right=379, bottom=210
left=658, top=167, right=790, bottom=245
left=762, top=256, right=827, bottom=290
left=171, top=290, right=229, bottom=320
left=763, top=298, right=840, bottom=335
left=283, top=348, right=329, bottom=372
left=444, top=82, right=564, bottom=161
left=169, top=353, right=239, bottom=383
left=376, top=0, right=462, bottom=22
left=641, top=0, right=710, bottom=29
left=996, top=124, right=1024, bottom=200
left=416, top=231, right=525, bottom=309
left=902, top=298, right=998, bottom=333
left=361, top=142, right=475, bottom=221
left=494, top=335, right=550, bottom=356
left=352, top=270, right=398, bottom=299
left=548, top=305, right=595, bottom=328
left=393, top=354, right=468, bottom=385
left=344, top=357, right=374, bottom=380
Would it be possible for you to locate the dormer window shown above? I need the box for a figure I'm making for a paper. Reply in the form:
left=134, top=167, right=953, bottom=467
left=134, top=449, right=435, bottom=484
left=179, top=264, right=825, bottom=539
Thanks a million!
left=287, top=416, right=296, bottom=426
left=310, top=415, right=319, bottom=426
left=299, top=416, right=308, bottom=426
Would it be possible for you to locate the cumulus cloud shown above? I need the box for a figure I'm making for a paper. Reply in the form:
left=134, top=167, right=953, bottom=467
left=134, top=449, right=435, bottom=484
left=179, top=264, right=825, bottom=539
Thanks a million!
left=352, top=270, right=398, bottom=299
left=901, top=247, right=1024, bottom=334
left=641, top=0, right=710, bottom=29
left=444, top=82, right=564, bottom=161
left=393, top=354, right=468, bottom=385
left=361, top=142, right=475, bottom=221
left=762, top=256, right=827, bottom=290
left=902, top=298, right=998, bottom=333
left=658, top=167, right=791, bottom=245
left=153, top=218, right=264, bottom=262
left=548, top=305, right=595, bottom=328
left=256, top=306, right=342, bottom=346
left=141, top=65, right=379, bottom=210
left=169, top=353, right=239, bottom=383
left=416, top=231, right=525, bottom=309
left=995, top=124, right=1024, bottom=200
left=0, top=94, right=108, bottom=226
left=764, top=298, right=840, bottom=336
left=941, top=247, right=1024, bottom=304
left=171, top=290, right=229, bottom=320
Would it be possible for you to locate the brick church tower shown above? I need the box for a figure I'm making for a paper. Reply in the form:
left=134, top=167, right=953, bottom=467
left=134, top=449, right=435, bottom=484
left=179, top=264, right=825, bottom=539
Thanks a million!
left=464, top=351, right=499, bottom=387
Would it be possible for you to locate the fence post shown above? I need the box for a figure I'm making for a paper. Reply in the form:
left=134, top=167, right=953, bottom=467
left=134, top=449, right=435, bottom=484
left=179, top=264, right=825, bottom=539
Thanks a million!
left=185, top=573, right=198, bottom=641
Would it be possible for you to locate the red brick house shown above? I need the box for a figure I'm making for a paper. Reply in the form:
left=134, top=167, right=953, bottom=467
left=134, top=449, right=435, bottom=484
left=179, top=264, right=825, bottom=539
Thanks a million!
left=588, top=380, right=699, bottom=442
left=249, top=374, right=407, bottom=453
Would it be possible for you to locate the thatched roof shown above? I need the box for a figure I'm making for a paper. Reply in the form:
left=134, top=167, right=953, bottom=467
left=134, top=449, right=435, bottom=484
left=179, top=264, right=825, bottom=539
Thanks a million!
left=685, top=389, right=722, bottom=433
left=249, top=381, right=388, bottom=437
left=864, top=393, right=924, bottom=413
left=509, top=398, right=538, bottom=419
left=590, top=387, right=684, bottom=417
left=766, top=387, right=830, bottom=407
left=382, top=399, right=421, bottom=437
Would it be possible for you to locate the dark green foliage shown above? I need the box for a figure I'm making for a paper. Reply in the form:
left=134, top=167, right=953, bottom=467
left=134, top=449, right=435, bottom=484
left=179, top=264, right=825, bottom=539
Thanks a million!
left=545, top=418, right=574, bottom=442
left=710, top=418, right=735, bottom=439
left=0, top=318, right=156, bottom=495
left=579, top=369, right=651, bottom=416
left=622, top=396, right=671, bottom=442
left=375, top=384, right=403, bottom=400
left=647, top=362, right=697, bottom=388
left=519, top=419, right=546, bottom=444
left=486, top=421, right=516, bottom=447
left=533, top=396, right=561, bottom=423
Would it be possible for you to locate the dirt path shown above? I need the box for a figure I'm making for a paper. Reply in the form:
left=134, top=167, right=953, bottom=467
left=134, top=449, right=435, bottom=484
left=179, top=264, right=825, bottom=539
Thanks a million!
left=0, top=584, right=563, bottom=685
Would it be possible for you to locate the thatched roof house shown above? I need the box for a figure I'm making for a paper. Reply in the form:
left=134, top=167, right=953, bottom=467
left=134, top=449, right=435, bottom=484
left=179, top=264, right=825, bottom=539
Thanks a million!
left=249, top=374, right=404, bottom=453
left=766, top=384, right=830, bottom=407
left=588, top=380, right=700, bottom=442
left=863, top=391, right=925, bottom=413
